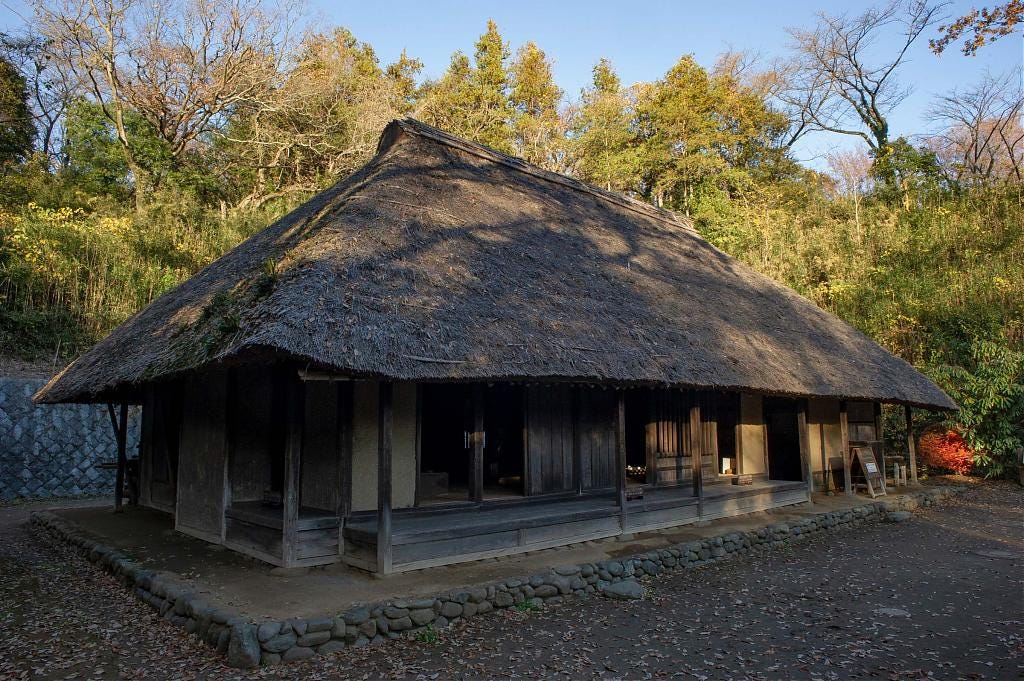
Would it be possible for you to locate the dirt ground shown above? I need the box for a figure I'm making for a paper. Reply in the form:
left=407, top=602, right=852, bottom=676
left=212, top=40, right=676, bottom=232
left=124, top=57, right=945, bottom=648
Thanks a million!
left=45, top=491, right=880, bottom=620
left=1, top=482, right=1021, bottom=680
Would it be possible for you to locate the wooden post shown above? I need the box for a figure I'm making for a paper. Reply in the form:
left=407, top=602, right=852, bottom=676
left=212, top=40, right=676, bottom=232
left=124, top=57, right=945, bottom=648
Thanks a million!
left=282, top=378, right=303, bottom=566
left=615, top=390, right=627, bottom=531
left=689, top=397, right=703, bottom=516
left=111, top=402, right=128, bottom=512
left=734, top=393, right=743, bottom=476
left=840, top=401, right=852, bottom=495
left=573, top=388, right=583, bottom=495
left=905, top=404, right=918, bottom=485
left=377, top=382, right=393, bottom=574
left=874, top=402, right=887, bottom=493
left=471, top=384, right=484, bottom=504
left=797, top=400, right=813, bottom=500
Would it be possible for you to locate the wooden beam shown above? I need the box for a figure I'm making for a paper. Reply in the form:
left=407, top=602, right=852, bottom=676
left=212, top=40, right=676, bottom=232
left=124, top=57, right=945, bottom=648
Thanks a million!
left=615, top=390, right=627, bottom=530
left=689, top=397, right=703, bottom=515
left=376, top=382, right=394, bottom=574
left=840, top=401, right=852, bottom=495
left=573, top=387, right=583, bottom=495
left=471, top=384, right=484, bottom=503
left=734, top=393, right=743, bottom=476
left=797, top=400, right=813, bottom=500
left=282, top=378, right=303, bottom=566
left=905, top=404, right=919, bottom=485
left=874, top=402, right=887, bottom=493
left=113, top=402, right=128, bottom=512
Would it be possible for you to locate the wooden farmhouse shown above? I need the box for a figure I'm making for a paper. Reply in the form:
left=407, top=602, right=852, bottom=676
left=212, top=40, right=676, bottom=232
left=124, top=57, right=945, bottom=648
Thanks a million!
left=35, top=119, right=956, bottom=575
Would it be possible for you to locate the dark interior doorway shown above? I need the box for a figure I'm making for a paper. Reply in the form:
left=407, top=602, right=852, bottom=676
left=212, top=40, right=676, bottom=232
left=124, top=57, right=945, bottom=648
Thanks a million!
left=419, top=384, right=472, bottom=504
left=624, top=391, right=649, bottom=484
left=483, top=385, right=524, bottom=499
left=764, top=397, right=803, bottom=481
left=715, top=396, right=739, bottom=475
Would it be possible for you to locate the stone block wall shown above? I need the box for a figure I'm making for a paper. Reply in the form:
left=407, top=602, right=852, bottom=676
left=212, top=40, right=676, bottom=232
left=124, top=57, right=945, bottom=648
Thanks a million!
left=0, top=377, right=140, bottom=501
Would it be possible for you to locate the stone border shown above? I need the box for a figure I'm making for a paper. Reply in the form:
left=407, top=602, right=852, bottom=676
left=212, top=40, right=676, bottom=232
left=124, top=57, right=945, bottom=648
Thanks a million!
left=30, top=485, right=963, bottom=668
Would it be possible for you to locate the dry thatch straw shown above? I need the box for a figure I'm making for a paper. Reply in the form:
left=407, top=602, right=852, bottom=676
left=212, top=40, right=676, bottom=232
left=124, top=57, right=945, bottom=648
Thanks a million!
left=35, top=119, right=956, bottom=410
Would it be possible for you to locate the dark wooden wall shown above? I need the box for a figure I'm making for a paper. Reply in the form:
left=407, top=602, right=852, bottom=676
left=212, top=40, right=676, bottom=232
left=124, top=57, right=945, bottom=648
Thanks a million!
left=525, top=385, right=575, bottom=494
left=577, top=389, right=616, bottom=490
left=301, top=380, right=342, bottom=513
left=139, top=381, right=181, bottom=512
left=229, top=369, right=276, bottom=503
left=175, top=371, right=228, bottom=541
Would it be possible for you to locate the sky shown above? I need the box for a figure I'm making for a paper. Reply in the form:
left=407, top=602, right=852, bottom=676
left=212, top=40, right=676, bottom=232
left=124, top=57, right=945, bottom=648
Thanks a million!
left=1, top=0, right=1021, bottom=167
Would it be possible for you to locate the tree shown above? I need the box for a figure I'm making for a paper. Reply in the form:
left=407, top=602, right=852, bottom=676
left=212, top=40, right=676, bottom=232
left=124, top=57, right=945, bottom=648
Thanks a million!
left=419, top=20, right=513, bottom=153
left=568, top=58, right=637, bottom=192
left=931, top=1, right=1024, bottom=55
left=0, top=32, right=77, bottom=161
left=0, top=55, right=36, bottom=165
left=509, top=41, right=564, bottom=170
left=926, top=71, right=1024, bottom=186
left=634, top=54, right=789, bottom=214
left=33, top=0, right=298, bottom=209
left=825, top=146, right=874, bottom=239
left=782, top=1, right=942, bottom=158
left=220, top=28, right=422, bottom=209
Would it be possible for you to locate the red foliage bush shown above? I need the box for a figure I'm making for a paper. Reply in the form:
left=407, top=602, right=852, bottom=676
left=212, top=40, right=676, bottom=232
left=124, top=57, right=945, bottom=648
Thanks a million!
left=918, top=429, right=975, bottom=475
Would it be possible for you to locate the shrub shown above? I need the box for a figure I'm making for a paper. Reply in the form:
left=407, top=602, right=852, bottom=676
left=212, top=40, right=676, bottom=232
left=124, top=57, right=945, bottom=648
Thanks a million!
left=918, top=429, right=974, bottom=475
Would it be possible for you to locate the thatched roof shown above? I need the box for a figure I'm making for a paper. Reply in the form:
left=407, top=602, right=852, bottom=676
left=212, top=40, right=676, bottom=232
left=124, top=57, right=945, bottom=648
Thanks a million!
left=35, top=119, right=955, bottom=410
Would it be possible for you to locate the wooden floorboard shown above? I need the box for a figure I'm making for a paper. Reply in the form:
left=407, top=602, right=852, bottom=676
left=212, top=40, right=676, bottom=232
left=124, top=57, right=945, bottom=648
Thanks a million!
left=347, top=480, right=803, bottom=544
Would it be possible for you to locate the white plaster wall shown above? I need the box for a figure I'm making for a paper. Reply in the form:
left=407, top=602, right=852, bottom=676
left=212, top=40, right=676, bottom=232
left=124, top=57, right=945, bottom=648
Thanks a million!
left=739, top=394, right=766, bottom=475
left=350, top=381, right=417, bottom=512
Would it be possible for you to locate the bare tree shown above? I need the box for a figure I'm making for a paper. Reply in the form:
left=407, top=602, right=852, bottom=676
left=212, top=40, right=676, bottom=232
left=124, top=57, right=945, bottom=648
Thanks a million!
left=926, top=70, right=1024, bottom=185
left=782, top=1, right=944, bottom=154
left=33, top=0, right=300, bottom=208
left=826, top=145, right=874, bottom=239
left=0, top=31, right=79, bottom=161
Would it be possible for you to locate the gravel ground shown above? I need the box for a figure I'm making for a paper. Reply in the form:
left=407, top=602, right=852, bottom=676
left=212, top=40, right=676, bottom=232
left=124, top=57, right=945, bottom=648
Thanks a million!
left=1, top=482, right=1020, bottom=680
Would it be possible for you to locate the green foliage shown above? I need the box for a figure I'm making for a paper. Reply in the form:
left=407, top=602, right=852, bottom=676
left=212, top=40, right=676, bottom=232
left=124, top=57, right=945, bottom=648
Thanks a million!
left=928, top=338, right=1024, bottom=478
left=570, top=59, right=637, bottom=193
left=0, top=197, right=277, bottom=359
left=515, top=600, right=542, bottom=613
left=0, top=55, right=34, bottom=166
left=421, top=20, right=514, bottom=154
left=413, top=625, right=439, bottom=644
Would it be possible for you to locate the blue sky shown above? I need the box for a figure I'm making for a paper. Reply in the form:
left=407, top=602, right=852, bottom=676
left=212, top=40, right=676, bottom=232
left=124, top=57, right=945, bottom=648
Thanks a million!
left=2, top=0, right=1021, bottom=166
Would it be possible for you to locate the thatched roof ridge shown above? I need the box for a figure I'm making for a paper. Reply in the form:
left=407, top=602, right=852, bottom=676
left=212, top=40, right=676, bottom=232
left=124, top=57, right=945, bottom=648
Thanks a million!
left=34, top=118, right=956, bottom=410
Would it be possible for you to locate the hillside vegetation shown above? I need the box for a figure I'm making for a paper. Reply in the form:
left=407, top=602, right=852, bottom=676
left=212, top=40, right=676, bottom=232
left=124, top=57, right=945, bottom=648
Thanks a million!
left=0, top=2, right=1020, bottom=475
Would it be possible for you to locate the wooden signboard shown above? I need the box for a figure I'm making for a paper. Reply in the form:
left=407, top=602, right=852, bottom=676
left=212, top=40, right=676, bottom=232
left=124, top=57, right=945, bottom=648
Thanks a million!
left=850, top=446, right=886, bottom=498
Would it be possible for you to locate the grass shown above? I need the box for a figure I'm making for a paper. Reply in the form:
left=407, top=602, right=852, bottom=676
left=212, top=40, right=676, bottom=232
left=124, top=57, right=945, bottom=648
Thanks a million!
left=413, top=625, right=439, bottom=644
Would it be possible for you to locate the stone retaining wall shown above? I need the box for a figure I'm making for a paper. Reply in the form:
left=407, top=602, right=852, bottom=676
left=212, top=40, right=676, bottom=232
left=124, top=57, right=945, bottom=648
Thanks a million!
left=0, top=377, right=141, bottom=501
left=30, top=485, right=963, bottom=669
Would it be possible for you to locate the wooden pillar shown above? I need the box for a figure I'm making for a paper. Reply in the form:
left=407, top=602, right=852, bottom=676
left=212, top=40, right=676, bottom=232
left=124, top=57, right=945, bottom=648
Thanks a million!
left=376, top=382, right=393, bottom=574
left=283, top=378, right=303, bottom=566
left=874, top=402, right=887, bottom=493
left=471, top=384, right=484, bottom=504
left=734, top=393, right=743, bottom=476
left=573, top=388, right=583, bottom=495
left=689, top=396, right=703, bottom=515
left=109, top=402, right=129, bottom=512
left=615, top=390, right=627, bottom=531
left=797, top=400, right=813, bottom=500
left=905, top=404, right=919, bottom=485
left=840, top=401, right=852, bottom=495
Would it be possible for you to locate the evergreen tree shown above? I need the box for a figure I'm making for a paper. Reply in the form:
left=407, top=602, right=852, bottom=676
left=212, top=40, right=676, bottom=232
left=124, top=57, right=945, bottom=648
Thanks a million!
left=509, top=42, right=563, bottom=169
left=0, top=55, right=35, bottom=165
left=570, top=59, right=637, bottom=192
left=420, top=20, right=513, bottom=153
